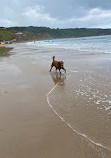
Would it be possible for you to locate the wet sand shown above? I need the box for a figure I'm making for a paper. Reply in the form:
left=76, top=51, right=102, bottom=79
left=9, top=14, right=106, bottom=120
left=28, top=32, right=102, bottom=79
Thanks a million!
left=0, top=43, right=111, bottom=158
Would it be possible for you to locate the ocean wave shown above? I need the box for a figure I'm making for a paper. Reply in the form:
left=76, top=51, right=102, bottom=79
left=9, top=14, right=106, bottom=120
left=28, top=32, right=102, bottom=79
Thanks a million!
left=46, top=71, right=111, bottom=157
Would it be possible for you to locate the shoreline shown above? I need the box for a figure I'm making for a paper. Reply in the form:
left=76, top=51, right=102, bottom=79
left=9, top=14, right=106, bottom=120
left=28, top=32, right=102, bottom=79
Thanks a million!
left=46, top=82, right=111, bottom=152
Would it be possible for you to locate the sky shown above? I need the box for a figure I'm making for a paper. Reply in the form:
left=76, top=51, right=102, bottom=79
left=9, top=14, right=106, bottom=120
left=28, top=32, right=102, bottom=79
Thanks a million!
left=0, top=0, right=111, bottom=28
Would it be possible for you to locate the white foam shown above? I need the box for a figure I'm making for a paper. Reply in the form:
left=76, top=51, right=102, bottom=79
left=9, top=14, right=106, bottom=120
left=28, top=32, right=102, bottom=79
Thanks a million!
left=95, top=100, right=101, bottom=104
left=46, top=82, right=111, bottom=153
left=105, top=106, right=111, bottom=111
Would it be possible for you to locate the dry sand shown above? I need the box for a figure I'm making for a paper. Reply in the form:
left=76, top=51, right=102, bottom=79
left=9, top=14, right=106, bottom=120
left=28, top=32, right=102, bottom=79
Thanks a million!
left=0, top=43, right=111, bottom=158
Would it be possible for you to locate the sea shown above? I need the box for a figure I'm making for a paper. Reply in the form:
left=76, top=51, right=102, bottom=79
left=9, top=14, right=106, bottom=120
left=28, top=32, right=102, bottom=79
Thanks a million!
left=27, top=35, right=111, bottom=157
left=27, top=35, right=111, bottom=54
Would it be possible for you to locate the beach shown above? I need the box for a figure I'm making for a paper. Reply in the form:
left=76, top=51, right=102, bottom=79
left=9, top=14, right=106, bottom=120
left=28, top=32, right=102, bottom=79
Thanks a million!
left=0, top=41, right=111, bottom=158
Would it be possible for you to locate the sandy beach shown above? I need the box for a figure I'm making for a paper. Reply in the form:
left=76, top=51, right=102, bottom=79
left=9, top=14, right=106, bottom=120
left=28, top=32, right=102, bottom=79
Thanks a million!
left=0, top=43, right=111, bottom=158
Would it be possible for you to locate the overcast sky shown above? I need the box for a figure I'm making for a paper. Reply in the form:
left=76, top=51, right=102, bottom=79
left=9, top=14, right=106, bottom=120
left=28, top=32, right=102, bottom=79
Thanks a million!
left=1, top=0, right=111, bottom=28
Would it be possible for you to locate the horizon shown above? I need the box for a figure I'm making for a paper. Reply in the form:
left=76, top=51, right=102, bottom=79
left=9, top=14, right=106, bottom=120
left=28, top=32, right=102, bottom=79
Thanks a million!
left=1, top=26, right=111, bottom=30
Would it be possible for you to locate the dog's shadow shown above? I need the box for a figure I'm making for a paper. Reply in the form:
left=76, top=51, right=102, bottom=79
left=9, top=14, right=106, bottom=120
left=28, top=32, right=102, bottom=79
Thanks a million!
left=50, top=71, right=66, bottom=86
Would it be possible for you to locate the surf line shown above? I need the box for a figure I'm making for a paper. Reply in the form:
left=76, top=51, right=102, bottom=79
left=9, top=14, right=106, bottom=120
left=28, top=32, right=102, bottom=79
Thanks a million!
left=46, top=82, right=111, bottom=152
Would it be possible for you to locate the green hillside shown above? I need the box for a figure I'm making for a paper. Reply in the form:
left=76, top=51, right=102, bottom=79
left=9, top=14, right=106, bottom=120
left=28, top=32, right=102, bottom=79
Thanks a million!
left=0, top=27, right=16, bottom=41
left=1, top=26, right=111, bottom=42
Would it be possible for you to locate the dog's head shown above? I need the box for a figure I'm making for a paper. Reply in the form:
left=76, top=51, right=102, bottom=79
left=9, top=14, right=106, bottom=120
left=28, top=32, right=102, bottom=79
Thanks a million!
left=53, top=56, right=55, bottom=60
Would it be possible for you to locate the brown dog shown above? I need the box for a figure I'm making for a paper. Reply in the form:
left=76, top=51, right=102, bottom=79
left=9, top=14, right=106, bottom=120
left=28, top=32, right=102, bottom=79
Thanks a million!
left=50, top=56, right=66, bottom=73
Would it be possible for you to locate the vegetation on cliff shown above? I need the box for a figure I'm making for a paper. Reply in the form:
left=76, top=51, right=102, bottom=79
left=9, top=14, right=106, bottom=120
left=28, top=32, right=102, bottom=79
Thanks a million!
left=0, top=27, right=16, bottom=41
left=1, top=26, right=111, bottom=41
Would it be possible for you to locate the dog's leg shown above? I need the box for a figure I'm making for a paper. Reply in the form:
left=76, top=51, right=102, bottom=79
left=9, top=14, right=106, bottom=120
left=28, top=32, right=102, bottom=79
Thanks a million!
left=59, top=69, right=61, bottom=74
left=62, top=67, right=66, bottom=73
left=50, top=63, right=53, bottom=71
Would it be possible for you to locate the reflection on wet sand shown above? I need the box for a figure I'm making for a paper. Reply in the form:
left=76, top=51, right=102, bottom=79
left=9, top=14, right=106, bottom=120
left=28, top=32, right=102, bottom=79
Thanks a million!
left=50, top=71, right=66, bottom=86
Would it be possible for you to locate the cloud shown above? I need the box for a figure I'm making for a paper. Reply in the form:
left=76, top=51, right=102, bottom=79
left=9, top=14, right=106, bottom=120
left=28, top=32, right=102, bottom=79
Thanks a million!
left=68, top=8, right=111, bottom=28
left=22, top=5, right=57, bottom=26
left=0, top=19, right=18, bottom=27
left=0, top=6, right=18, bottom=27
left=0, top=1, right=111, bottom=28
left=78, top=8, right=111, bottom=21
left=21, top=6, right=111, bottom=28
